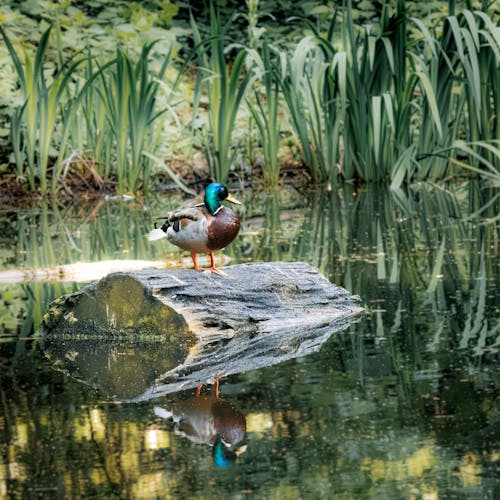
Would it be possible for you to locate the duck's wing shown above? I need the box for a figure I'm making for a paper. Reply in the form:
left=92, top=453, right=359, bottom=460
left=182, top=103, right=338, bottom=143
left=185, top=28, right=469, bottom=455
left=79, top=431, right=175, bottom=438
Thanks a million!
left=148, top=207, right=208, bottom=242
left=168, top=206, right=208, bottom=227
left=162, top=207, right=213, bottom=253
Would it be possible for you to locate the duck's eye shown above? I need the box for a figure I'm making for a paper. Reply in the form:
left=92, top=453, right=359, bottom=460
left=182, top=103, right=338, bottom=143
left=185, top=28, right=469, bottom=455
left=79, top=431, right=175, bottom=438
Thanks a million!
left=220, top=185, right=228, bottom=199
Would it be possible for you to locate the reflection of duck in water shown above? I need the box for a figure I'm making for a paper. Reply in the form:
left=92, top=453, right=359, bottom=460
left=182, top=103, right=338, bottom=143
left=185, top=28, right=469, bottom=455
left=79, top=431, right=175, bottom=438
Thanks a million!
left=154, top=377, right=246, bottom=467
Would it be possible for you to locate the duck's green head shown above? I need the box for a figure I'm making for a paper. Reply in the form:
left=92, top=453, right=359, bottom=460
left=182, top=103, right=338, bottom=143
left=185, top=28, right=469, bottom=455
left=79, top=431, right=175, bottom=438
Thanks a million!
left=212, top=436, right=237, bottom=468
left=204, top=183, right=241, bottom=216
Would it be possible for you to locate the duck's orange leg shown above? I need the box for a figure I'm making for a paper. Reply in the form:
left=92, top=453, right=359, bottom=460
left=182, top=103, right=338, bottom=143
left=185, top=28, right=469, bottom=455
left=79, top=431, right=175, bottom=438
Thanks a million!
left=208, top=252, right=226, bottom=275
left=191, top=252, right=203, bottom=271
left=197, top=378, right=220, bottom=398
left=191, top=251, right=225, bottom=275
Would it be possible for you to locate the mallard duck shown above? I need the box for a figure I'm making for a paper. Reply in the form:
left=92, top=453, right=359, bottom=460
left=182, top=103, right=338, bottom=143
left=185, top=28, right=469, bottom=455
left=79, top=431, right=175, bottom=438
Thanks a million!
left=148, top=183, right=241, bottom=274
left=154, top=377, right=246, bottom=467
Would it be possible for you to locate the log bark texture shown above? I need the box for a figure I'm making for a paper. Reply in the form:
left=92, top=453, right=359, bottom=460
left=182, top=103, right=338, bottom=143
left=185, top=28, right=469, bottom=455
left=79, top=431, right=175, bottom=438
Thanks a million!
left=39, top=261, right=363, bottom=400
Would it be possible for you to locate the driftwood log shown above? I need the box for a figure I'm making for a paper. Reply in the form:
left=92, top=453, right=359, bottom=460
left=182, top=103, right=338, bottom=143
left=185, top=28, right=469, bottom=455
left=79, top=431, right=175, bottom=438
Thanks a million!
left=38, top=262, right=363, bottom=401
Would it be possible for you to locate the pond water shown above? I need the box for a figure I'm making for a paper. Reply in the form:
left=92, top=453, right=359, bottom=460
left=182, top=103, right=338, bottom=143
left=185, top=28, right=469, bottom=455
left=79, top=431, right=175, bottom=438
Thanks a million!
left=0, top=181, right=498, bottom=499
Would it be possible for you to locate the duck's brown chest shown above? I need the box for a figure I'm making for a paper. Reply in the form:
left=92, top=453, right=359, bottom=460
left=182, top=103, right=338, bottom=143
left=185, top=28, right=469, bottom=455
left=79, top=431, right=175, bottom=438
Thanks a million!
left=206, top=207, right=240, bottom=251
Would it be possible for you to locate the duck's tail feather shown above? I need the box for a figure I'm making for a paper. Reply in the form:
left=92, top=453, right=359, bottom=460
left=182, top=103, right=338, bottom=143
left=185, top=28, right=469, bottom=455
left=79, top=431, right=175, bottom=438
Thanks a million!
left=148, top=228, right=167, bottom=241
left=153, top=406, right=174, bottom=420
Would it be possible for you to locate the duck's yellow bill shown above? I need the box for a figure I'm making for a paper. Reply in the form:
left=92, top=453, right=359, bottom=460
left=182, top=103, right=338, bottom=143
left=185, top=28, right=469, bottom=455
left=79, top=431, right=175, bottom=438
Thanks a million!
left=226, top=194, right=242, bottom=205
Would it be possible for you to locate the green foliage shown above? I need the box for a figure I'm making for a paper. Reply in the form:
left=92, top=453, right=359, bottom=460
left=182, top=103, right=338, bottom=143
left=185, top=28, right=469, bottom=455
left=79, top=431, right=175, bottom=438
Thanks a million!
left=94, top=43, right=173, bottom=194
left=280, top=31, right=345, bottom=183
left=247, top=38, right=282, bottom=186
left=191, top=3, right=252, bottom=184
left=245, top=0, right=498, bottom=185
left=293, top=0, right=500, bottom=184
left=0, top=0, right=498, bottom=193
left=0, top=23, right=178, bottom=195
left=0, top=25, right=86, bottom=194
left=408, top=8, right=500, bottom=181
left=341, top=0, right=411, bottom=181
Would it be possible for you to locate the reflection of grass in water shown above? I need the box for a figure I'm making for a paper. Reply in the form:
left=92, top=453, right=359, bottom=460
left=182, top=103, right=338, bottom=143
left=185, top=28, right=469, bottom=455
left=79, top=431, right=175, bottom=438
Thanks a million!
left=237, top=181, right=498, bottom=361
left=2, top=195, right=183, bottom=335
left=2, top=182, right=497, bottom=354
left=1, top=182, right=498, bottom=499
left=11, top=196, right=182, bottom=270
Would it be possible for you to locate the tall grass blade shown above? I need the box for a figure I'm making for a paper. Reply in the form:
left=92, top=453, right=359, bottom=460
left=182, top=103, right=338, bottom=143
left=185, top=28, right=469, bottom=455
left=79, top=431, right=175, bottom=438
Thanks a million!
left=427, top=237, right=446, bottom=293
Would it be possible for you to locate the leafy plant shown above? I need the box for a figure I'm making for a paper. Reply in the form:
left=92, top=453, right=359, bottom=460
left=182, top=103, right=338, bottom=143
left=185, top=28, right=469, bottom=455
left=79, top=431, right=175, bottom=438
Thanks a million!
left=72, top=49, right=114, bottom=182
left=0, top=25, right=86, bottom=194
left=1, top=0, right=498, bottom=194
left=247, top=38, right=282, bottom=186
left=191, top=2, right=252, bottom=183
left=280, top=34, right=345, bottom=183
left=341, top=0, right=415, bottom=181
left=410, top=8, right=500, bottom=180
left=95, top=42, right=173, bottom=194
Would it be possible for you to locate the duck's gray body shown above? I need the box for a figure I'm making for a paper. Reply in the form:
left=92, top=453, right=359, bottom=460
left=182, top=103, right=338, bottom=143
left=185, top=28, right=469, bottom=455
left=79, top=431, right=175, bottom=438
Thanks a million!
left=148, top=205, right=240, bottom=254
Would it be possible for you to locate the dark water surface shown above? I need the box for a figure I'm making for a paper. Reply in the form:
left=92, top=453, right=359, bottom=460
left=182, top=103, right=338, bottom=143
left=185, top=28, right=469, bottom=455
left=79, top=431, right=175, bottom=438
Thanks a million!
left=0, top=181, right=498, bottom=498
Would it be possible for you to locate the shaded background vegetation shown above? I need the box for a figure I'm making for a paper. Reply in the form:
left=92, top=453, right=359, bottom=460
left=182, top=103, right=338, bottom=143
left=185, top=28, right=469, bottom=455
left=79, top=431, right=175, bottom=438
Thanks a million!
left=0, top=0, right=498, bottom=197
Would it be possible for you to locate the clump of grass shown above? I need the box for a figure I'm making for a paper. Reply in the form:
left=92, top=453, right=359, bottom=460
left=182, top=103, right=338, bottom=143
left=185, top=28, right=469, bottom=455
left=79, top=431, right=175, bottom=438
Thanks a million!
left=72, top=49, right=115, bottom=183
left=2, top=25, right=178, bottom=196
left=280, top=33, right=345, bottom=183
left=247, top=37, right=282, bottom=186
left=275, top=0, right=498, bottom=185
left=409, top=7, right=500, bottom=181
left=2, top=0, right=498, bottom=194
left=341, top=0, right=413, bottom=181
left=0, top=26, right=85, bottom=194
left=191, top=2, right=252, bottom=184
left=95, top=43, right=173, bottom=194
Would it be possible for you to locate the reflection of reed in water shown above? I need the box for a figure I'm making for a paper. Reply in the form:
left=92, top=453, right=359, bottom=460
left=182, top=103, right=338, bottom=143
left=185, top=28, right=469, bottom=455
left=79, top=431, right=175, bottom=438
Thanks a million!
left=2, top=196, right=179, bottom=334
left=3, top=182, right=498, bottom=358
left=215, top=182, right=499, bottom=363
left=155, top=378, right=246, bottom=467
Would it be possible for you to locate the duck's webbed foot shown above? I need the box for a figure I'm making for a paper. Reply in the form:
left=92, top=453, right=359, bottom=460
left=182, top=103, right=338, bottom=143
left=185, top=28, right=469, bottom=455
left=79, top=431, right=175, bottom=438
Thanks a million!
left=191, top=252, right=227, bottom=275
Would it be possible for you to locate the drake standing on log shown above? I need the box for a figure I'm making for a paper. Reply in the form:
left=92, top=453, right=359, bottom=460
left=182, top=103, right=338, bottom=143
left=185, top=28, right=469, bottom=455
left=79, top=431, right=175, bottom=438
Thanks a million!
left=148, top=183, right=241, bottom=274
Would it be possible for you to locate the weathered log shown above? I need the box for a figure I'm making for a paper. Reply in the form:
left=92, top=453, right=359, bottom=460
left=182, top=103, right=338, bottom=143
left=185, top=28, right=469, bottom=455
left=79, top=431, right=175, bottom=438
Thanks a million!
left=38, top=262, right=363, bottom=400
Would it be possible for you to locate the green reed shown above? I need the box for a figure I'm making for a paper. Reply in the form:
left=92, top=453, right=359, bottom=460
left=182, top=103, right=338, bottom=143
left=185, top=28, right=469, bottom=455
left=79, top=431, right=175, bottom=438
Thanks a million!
left=9, top=106, right=24, bottom=178
left=279, top=0, right=498, bottom=185
left=191, top=2, right=252, bottom=183
left=278, top=0, right=414, bottom=183
left=74, top=49, right=114, bottom=181
left=451, top=11, right=499, bottom=148
left=403, top=7, right=499, bottom=180
left=456, top=11, right=499, bottom=171
left=341, top=0, right=417, bottom=181
left=95, top=43, right=172, bottom=194
left=247, top=38, right=282, bottom=186
left=410, top=13, right=462, bottom=179
left=2, top=25, right=174, bottom=195
left=2, top=2, right=498, bottom=194
left=1, top=26, right=86, bottom=194
left=280, top=28, right=345, bottom=183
